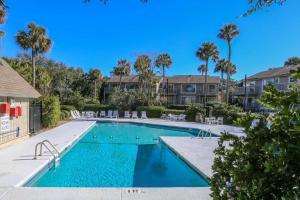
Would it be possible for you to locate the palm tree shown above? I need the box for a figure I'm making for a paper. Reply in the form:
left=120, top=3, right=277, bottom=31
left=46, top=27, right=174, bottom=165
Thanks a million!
left=112, top=59, right=131, bottom=87
left=196, top=42, right=219, bottom=105
left=218, top=24, right=239, bottom=104
left=155, top=53, right=172, bottom=102
left=15, top=23, right=52, bottom=88
left=134, top=55, right=153, bottom=104
left=214, top=58, right=229, bottom=102
left=89, top=69, right=102, bottom=100
left=134, top=55, right=152, bottom=87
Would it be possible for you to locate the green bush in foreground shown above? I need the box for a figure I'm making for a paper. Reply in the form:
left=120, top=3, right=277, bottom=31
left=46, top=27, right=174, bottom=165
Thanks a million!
left=210, top=68, right=300, bottom=199
left=40, top=96, right=61, bottom=128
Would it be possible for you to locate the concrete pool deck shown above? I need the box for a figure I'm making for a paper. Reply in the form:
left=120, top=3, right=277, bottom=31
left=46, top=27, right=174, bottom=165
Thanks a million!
left=161, top=137, right=218, bottom=178
left=0, top=119, right=243, bottom=200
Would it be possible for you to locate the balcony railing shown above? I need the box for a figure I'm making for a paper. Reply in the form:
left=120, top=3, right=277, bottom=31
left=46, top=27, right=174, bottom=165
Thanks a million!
left=233, top=86, right=260, bottom=96
left=158, top=88, right=176, bottom=94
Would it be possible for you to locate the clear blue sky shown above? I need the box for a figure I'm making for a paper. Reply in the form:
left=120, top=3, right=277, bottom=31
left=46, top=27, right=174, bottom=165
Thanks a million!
left=2, top=0, right=300, bottom=80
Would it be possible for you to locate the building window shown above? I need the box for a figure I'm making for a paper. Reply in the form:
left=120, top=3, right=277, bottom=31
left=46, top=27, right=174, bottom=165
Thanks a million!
left=181, top=96, right=196, bottom=104
left=263, top=79, right=274, bottom=86
left=274, top=77, right=280, bottom=84
left=182, top=84, right=196, bottom=93
left=208, top=85, right=216, bottom=93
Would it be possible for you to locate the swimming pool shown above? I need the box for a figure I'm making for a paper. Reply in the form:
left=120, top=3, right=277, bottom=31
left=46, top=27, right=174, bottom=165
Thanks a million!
left=26, top=122, right=210, bottom=187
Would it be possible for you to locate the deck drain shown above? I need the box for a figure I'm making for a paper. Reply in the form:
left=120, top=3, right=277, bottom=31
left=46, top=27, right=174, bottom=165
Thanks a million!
left=126, top=189, right=144, bottom=194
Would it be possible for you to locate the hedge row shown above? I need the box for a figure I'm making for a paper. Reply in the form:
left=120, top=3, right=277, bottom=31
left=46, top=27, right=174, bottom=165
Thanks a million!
left=40, top=96, right=61, bottom=128
left=136, top=106, right=185, bottom=118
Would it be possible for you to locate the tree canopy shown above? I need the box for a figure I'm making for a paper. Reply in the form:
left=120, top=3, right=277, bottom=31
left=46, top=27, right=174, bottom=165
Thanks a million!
left=210, top=67, right=300, bottom=199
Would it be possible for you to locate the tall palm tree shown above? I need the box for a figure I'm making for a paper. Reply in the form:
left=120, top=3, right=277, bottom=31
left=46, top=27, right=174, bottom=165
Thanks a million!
left=15, top=23, right=52, bottom=88
left=112, top=59, right=131, bottom=87
left=155, top=53, right=172, bottom=102
left=0, top=0, right=7, bottom=53
left=214, top=58, right=229, bottom=102
left=196, top=42, right=219, bottom=105
left=218, top=24, right=239, bottom=104
left=134, top=55, right=152, bottom=87
left=134, top=55, right=153, bottom=104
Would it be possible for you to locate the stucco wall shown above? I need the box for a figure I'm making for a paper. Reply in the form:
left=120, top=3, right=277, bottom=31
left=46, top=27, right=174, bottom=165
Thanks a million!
left=0, top=96, right=30, bottom=144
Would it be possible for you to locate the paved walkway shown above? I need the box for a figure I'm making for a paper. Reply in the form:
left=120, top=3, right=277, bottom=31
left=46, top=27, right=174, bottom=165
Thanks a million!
left=0, top=121, right=95, bottom=187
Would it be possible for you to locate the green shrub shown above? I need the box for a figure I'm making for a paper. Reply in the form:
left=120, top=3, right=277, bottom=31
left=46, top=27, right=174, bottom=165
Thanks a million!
left=137, top=106, right=165, bottom=118
left=40, top=96, right=61, bottom=128
left=163, top=109, right=185, bottom=115
left=67, top=91, right=85, bottom=111
left=167, top=105, right=188, bottom=110
left=61, top=105, right=76, bottom=112
left=60, top=110, right=70, bottom=120
left=83, top=104, right=114, bottom=112
left=209, top=103, right=243, bottom=124
left=185, top=104, right=207, bottom=121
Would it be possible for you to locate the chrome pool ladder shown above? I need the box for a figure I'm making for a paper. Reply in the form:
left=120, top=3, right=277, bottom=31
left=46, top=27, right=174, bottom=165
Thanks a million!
left=34, top=140, right=60, bottom=161
left=197, top=129, right=212, bottom=138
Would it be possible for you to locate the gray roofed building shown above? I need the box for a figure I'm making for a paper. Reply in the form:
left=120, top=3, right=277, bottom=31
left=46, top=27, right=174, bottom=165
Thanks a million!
left=0, top=59, right=41, bottom=98
left=105, top=75, right=220, bottom=105
left=0, top=59, right=41, bottom=145
left=247, top=65, right=299, bottom=81
left=107, top=75, right=220, bottom=84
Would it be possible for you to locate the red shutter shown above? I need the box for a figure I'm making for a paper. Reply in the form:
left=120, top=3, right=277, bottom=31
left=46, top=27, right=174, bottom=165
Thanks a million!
left=10, top=107, right=19, bottom=117
left=16, top=106, right=22, bottom=116
left=0, top=103, right=10, bottom=114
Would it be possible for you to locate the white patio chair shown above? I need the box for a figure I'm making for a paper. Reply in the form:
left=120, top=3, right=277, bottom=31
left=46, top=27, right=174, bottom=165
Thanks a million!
left=71, top=111, right=78, bottom=119
left=113, top=110, right=119, bottom=118
left=160, top=114, right=167, bottom=119
left=132, top=111, right=138, bottom=119
left=75, top=110, right=82, bottom=118
left=178, top=114, right=186, bottom=121
left=141, top=111, right=148, bottom=119
left=106, top=110, right=113, bottom=118
left=100, top=111, right=106, bottom=118
left=205, top=117, right=210, bottom=124
left=124, top=111, right=131, bottom=119
left=217, top=117, right=223, bottom=125
left=210, top=117, right=217, bottom=125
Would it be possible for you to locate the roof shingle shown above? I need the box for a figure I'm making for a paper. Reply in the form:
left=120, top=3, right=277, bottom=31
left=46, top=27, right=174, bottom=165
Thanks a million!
left=248, top=65, right=299, bottom=80
left=0, top=59, right=41, bottom=98
left=107, top=75, right=220, bottom=84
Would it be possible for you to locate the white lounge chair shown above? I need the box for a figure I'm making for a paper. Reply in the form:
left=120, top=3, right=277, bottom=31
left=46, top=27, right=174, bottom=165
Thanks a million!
left=75, top=110, right=82, bottom=118
left=113, top=110, right=119, bottom=118
left=178, top=114, right=186, bottom=121
left=124, top=111, right=131, bottom=119
left=100, top=111, right=106, bottom=118
left=160, top=114, right=167, bottom=119
left=205, top=117, right=210, bottom=124
left=217, top=117, right=223, bottom=125
left=71, top=111, right=78, bottom=119
left=106, top=110, right=113, bottom=118
left=141, top=111, right=148, bottom=119
left=210, top=117, right=217, bottom=125
left=132, top=111, right=138, bottom=119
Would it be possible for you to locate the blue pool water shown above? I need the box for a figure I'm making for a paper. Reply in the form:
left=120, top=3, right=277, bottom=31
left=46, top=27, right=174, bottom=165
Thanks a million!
left=27, top=122, right=209, bottom=187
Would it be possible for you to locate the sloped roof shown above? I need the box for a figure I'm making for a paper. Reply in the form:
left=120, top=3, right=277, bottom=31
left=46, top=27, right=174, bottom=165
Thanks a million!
left=107, top=75, right=220, bottom=84
left=248, top=65, right=299, bottom=80
left=0, top=59, right=41, bottom=98
left=166, top=75, right=220, bottom=84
